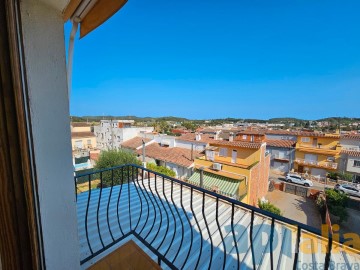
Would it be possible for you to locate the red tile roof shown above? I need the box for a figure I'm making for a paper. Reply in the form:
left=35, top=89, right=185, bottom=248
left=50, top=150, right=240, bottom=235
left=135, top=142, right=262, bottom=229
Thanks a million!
left=210, top=140, right=262, bottom=149
left=177, top=133, right=214, bottom=143
left=341, top=134, right=360, bottom=140
left=71, top=132, right=95, bottom=139
left=265, top=139, right=296, bottom=148
left=341, top=150, right=360, bottom=157
left=121, top=137, right=152, bottom=150
left=136, top=143, right=201, bottom=167
left=265, top=130, right=340, bottom=138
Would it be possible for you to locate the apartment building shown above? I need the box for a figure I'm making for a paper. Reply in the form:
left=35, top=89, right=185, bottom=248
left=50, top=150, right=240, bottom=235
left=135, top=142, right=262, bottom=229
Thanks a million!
left=94, top=120, right=153, bottom=150
left=340, top=134, right=360, bottom=182
left=294, top=132, right=341, bottom=178
left=190, top=140, right=270, bottom=205
left=70, top=122, right=96, bottom=150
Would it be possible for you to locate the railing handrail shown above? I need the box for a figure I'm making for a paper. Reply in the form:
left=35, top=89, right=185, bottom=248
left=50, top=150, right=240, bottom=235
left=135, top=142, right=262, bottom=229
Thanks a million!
left=75, top=164, right=323, bottom=237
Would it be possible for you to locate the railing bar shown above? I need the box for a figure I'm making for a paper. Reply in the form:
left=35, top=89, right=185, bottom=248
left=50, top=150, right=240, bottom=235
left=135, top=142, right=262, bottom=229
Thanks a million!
left=179, top=183, right=194, bottom=268
left=231, top=203, right=240, bottom=270
left=116, top=167, right=124, bottom=236
left=270, top=217, right=275, bottom=270
left=137, top=167, right=151, bottom=236
left=128, top=166, right=132, bottom=231
left=216, top=197, right=227, bottom=269
left=250, top=210, right=256, bottom=270
left=170, top=177, right=185, bottom=264
left=132, top=167, right=144, bottom=232
left=202, top=193, right=214, bottom=269
left=324, top=233, right=333, bottom=270
left=96, top=171, right=105, bottom=248
left=293, top=226, right=301, bottom=270
left=156, top=176, right=171, bottom=251
left=84, top=174, right=93, bottom=255
left=106, top=169, right=115, bottom=242
left=142, top=171, right=158, bottom=241
left=191, top=187, right=203, bottom=270
left=163, top=180, right=178, bottom=258
left=149, top=173, right=164, bottom=245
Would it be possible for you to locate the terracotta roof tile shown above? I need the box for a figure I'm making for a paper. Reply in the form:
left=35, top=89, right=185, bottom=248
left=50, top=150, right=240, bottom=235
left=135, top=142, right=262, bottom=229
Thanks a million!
left=210, top=140, right=262, bottom=149
left=177, top=133, right=214, bottom=143
left=341, top=134, right=360, bottom=140
left=265, top=139, right=296, bottom=148
left=136, top=143, right=201, bottom=167
left=71, top=132, right=95, bottom=139
left=341, top=150, right=360, bottom=157
left=121, top=137, right=152, bottom=150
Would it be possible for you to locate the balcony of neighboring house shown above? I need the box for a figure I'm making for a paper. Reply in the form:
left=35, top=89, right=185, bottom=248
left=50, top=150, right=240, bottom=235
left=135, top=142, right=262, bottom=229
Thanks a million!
left=74, top=164, right=360, bottom=269
left=296, top=142, right=341, bottom=156
left=272, top=153, right=290, bottom=162
left=294, top=158, right=338, bottom=170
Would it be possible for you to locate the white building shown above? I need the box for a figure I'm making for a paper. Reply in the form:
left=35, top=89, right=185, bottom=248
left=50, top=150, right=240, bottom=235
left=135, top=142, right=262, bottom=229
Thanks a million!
left=94, top=120, right=153, bottom=150
left=340, top=134, right=360, bottom=182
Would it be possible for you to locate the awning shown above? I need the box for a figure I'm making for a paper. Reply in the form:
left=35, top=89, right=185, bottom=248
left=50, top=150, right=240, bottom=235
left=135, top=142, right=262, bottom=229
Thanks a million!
left=188, top=171, right=241, bottom=198
left=63, top=0, right=127, bottom=38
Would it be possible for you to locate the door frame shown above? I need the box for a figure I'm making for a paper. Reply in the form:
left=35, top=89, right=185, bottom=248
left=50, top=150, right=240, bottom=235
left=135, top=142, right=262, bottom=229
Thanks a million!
left=0, top=0, right=44, bottom=269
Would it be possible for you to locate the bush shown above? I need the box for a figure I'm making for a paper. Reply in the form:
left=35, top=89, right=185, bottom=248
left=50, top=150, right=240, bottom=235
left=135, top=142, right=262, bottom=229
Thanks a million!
left=258, top=200, right=282, bottom=216
left=94, top=150, right=141, bottom=186
left=327, top=172, right=338, bottom=180
left=337, top=172, right=353, bottom=182
left=147, top=163, right=176, bottom=178
left=325, top=189, right=349, bottom=223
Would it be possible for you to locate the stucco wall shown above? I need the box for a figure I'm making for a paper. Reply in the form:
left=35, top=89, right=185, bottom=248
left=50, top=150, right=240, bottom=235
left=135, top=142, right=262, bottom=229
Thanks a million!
left=175, top=140, right=207, bottom=151
left=346, top=157, right=360, bottom=174
left=20, top=0, right=80, bottom=268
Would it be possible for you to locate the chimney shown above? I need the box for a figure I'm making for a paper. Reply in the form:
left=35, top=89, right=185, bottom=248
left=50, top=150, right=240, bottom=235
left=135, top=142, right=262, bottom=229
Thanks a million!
left=229, top=132, right=234, bottom=142
left=215, top=130, right=220, bottom=140
left=195, top=133, right=201, bottom=141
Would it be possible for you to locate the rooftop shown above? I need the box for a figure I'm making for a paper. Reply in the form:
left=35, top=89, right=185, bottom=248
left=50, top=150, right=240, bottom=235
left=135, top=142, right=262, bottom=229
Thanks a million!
left=71, top=122, right=92, bottom=127
left=265, top=139, right=296, bottom=148
left=121, top=137, right=152, bottom=150
left=136, top=143, right=201, bottom=167
left=210, top=140, right=262, bottom=149
left=177, top=133, right=215, bottom=144
left=341, top=134, right=360, bottom=141
left=71, top=132, right=96, bottom=139
left=341, top=150, right=360, bottom=157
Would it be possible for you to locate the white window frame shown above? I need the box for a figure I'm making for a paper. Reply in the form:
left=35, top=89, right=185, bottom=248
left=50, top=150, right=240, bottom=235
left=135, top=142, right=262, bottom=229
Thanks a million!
left=219, top=147, right=228, bottom=157
left=301, top=137, right=311, bottom=143
left=354, top=160, right=360, bottom=167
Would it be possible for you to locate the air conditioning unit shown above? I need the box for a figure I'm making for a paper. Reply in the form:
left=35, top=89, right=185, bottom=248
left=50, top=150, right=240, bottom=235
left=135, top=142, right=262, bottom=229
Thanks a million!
left=213, top=163, right=222, bottom=171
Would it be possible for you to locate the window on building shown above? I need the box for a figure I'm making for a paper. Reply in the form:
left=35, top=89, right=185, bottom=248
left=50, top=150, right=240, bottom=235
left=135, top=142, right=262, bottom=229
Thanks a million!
left=242, top=135, right=247, bottom=140
left=219, top=148, right=228, bottom=157
left=354, top=160, right=360, bottom=167
left=301, top=137, right=310, bottom=143
left=87, top=139, right=91, bottom=145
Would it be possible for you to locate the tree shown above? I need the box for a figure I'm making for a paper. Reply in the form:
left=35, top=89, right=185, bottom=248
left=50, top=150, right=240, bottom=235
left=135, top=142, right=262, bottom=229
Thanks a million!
left=325, top=189, right=349, bottom=223
left=147, top=163, right=176, bottom=178
left=95, top=150, right=141, bottom=187
left=258, top=200, right=282, bottom=216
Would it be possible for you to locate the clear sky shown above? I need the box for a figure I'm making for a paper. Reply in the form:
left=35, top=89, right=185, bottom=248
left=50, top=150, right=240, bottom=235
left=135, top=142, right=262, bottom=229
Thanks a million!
left=66, top=0, right=360, bottom=120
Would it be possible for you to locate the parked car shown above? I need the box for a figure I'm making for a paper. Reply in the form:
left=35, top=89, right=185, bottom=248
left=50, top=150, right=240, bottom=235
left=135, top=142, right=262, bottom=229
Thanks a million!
left=334, top=184, right=360, bottom=198
left=285, top=173, right=313, bottom=187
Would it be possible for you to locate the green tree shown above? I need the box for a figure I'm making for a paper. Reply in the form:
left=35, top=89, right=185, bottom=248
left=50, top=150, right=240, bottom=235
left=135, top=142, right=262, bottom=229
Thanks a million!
left=95, top=150, right=141, bottom=186
left=325, top=189, right=349, bottom=223
left=147, top=163, right=176, bottom=178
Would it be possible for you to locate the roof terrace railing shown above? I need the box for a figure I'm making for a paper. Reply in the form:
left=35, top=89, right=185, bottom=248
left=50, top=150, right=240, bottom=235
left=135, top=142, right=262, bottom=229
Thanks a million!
left=75, top=164, right=353, bottom=269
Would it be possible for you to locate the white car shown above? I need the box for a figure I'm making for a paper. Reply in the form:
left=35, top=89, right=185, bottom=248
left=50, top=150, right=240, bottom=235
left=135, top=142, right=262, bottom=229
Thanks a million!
left=285, top=173, right=313, bottom=187
left=334, top=184, right=360, bottom=198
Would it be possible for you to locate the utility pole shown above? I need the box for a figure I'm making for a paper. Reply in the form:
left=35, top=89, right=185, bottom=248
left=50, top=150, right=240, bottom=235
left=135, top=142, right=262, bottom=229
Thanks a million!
left=142, top=140, right=146, bottom=168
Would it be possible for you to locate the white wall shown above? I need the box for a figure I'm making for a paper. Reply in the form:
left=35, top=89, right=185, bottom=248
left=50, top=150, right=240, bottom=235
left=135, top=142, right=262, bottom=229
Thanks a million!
left=20, top=0, right=80, bottom=268
left=346, top=157, right=360, bottom=174
left=175, top=140, right=207, bottom=151
left=340, top=139, right=360, bottom=151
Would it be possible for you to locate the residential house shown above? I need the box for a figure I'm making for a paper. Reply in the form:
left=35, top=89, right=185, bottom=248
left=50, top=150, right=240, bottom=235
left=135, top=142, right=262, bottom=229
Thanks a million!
left=176, top=133, right=214, bottom=151
left=121, top=137, right=153, bottom=152
left=265, top=139, right=296, bottom=173
left=71, top=131, right=96, bottom=151
left=340, top=134, right=360, bottom=182
left=136, top=143, right=201, bottom=179
left=294, top=132, right=341, bottom=178
left=94, top=120, right=153, bottom=150
left=71, top=122, right=93, bottom=132
left=191, top=140, right=270, bottom=205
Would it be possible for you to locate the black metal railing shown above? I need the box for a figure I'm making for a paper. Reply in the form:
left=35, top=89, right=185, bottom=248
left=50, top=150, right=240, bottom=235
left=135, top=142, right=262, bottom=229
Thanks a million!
left=75, top=164, right=349, bottom=269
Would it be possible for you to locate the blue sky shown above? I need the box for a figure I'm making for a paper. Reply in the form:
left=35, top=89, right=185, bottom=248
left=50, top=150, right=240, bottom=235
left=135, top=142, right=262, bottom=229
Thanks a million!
left=66, top=0, right=360, bottom=120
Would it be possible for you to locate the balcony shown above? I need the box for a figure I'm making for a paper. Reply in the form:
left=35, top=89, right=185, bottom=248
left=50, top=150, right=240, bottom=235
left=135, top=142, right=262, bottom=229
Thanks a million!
left=297, top=143, right=340, bottom=155
left=294, top=158, right=338, bottom=170
left=75, top=164, right=358, bottom=269
left=271, top=154, right=290, bottom=162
